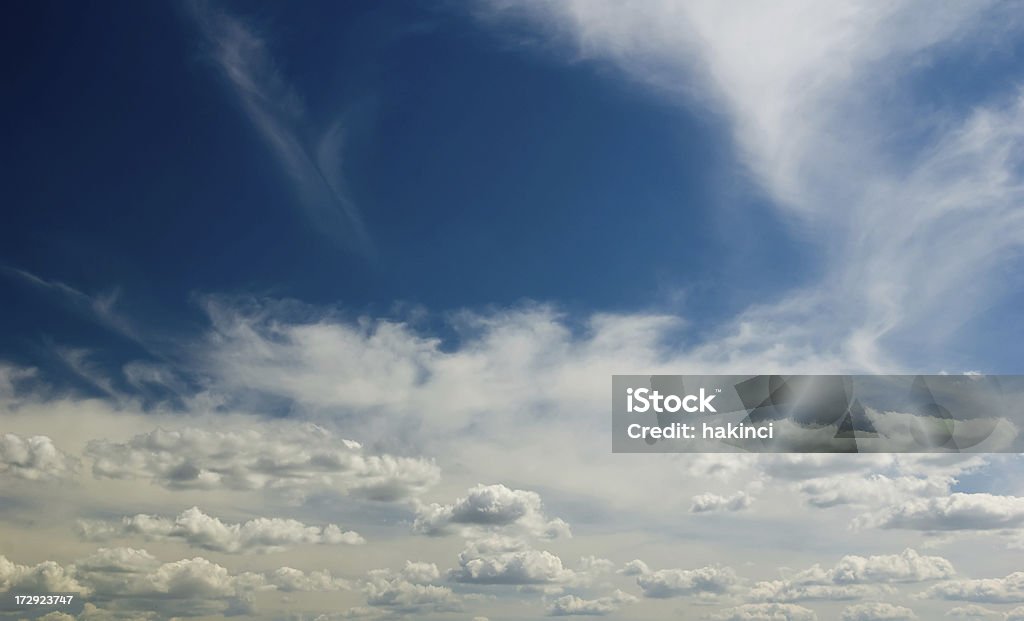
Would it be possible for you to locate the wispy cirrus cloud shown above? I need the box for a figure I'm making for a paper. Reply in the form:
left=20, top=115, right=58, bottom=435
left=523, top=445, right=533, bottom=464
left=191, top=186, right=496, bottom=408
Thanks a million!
left=190, top=1, right=373, bottom=255
left=475, top=1, right=1024, bottom=372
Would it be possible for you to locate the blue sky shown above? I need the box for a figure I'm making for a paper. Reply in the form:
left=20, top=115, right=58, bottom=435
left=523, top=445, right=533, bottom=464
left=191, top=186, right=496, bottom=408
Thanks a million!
left=2, top=0, right=825, bottom=372
left=4, top=2, right=1024, bottom=621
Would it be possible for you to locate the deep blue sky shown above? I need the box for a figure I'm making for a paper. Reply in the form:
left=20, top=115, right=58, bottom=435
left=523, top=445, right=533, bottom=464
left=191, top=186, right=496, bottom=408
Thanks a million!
left=5, top=0, right=1022, bottom=377
left=1, top=0, right=815, bottom=366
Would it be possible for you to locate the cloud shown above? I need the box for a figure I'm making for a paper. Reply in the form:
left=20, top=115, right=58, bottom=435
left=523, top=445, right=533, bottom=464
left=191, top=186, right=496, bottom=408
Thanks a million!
left=854, top=493, right=1024, bottom=531
left=413, top=484, right=571, bottom=538
left=0, top=267, right=139, bottom=344
left=710, top=602, right=818, bottom=621
left=362, top=561, right=461, bottom=614
left=0, top=555, right=86, bottom=594
left=447, top=536, right=576, bottom=585
left=475, top=1, right=1024, bottom=372
left=3, top=547, right=351, bottom=618
left=1006, top=607, right=1024, bottom=621
left=0, top=432, right=78, bottom=481
left=85, top=423, right=438, bottom=501
left=749, top=549, right=953, bottom=603
left=926, top=572, right=1024, bottom=604
left=76, top=506, right=363, bottom=553
left=841, top=602, right=918, bottom=621
left=621, top=560, right=739, bottom=599
left=189, top=2, right=372, bottom=254
left=945, top=604, right=1000, bottom=618
left=691, top=491, right=753, bottom=513
left=797, top=474, right=954, bottom=509
left=547, top=589, right=636, bottom=616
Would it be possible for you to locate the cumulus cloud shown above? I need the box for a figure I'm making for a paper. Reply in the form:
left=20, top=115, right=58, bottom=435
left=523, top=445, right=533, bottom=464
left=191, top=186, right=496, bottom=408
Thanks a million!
left=621, top=560, right=739, bottom=599
left=711, top=602, right=818, bottom=621
left=1006, top=606, right=1024, bottom=621
left=362, top=561, right=460, bottom=614
left=547, top=589, right=636, bottom=616
left=749, top=549, right=952, bottom=603
left=841, top=602, right=918, bottom=621
left=691, top=491, right=753, bottom=513
left=926, top=572, right=1024, bottom=604
left=448, top=536, right=575, bottom=585
left=797, top=474, right=954, bottom=509
left=414, top=484, right=571, bottom=539
left=0, top=555, right=86, bottom=594
left=76, top=506, right=362, bottom=553
left=944, top=604, right=999, bottom=618
left=3, top=547, right=351, bottom=618
left=85, top=423, right=438, bottom=501
left=854, top=493, right=1024, bottom=531
left=0, top=432, right=78, bottom=481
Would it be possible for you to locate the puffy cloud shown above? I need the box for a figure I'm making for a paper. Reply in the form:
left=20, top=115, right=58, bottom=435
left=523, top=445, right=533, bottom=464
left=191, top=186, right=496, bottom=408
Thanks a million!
left=85, top=423, right=438, bottom=501
left=627, top=562, right=739, bottom=599
left=691, top=491, right=753, bottom=513
left=829, top=549, right=955, bottom=584
left=362, top=561, right=460, bottom=614
left=414, top=484, right=570, bottom=539
left=578, top=556, right=615, bottom=575
left=547, top=589, right=637, bottom=616
left=854, top=493, right=1024, bottom=531
left=747, top=580, right=878, bottom=603
left=925, top=572, right=1024, bottom=604
left=711, top=603, right=818, bottom=621
left=841, top=602, right=918, bottom=621
left=749, top=549, right=952, bottom=603
left=619, top=560, right=650, bottom=577
left=798, top=475, right=954, bottom=509
left=0, top=555, right=86, bottom=594
left=448, top=536, right=575, bottom=585
left=0, top=432, right=78, bottom=481
left=1006, top=606, right=1024, bottom=621
left=263, top=567, right=349, bottom=592
left=76, top=506, right=362, bottom=553
left=3, top=547, right=351, bottom=618
left=944, top=604, right=999, bottom=618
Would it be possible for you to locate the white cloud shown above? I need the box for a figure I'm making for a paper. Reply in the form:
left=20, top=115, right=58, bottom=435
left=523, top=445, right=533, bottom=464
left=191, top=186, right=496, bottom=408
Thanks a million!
left=711, top=602, right=818, bottom=621
left=189, top=3, right=371, bottom=253
left=414, top=484, right=571, bottom=538
left=85, top=423, right=438, bottom=501
left=926, top=572, right=1024, bottom=604
left=1006, top=606, right=1024, bottom=621
left=475, top=0, right=1024, bottom=372
left=362, top=561, right=461, bottom=614
left=0, top=432, right=78, bottom=481
left=944, top=604, right=999, bottom=618
left=77, top=506, right=362, bottom=553
left=691, top=491, right=753, bottom=513
left=797, top=474, right=954, bottom=509
left=854, top=493, right=1024, bottom=531
left=841, top=602, right=918, bottom=621
left=547, top=589, right=637, bottom=616
left=448, top=536, right=576, bottom=585
left=2, top=547, right=352, bottom=618
left=0, top=555, right=86, bottom=594
left=749, top=549, right=952, bottom=603
left=628, top=563, right=739, bottom=599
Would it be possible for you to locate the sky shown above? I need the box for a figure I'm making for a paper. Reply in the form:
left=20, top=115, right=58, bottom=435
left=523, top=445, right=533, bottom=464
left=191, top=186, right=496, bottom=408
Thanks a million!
left=2, top=1, right=1024, bottom=620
